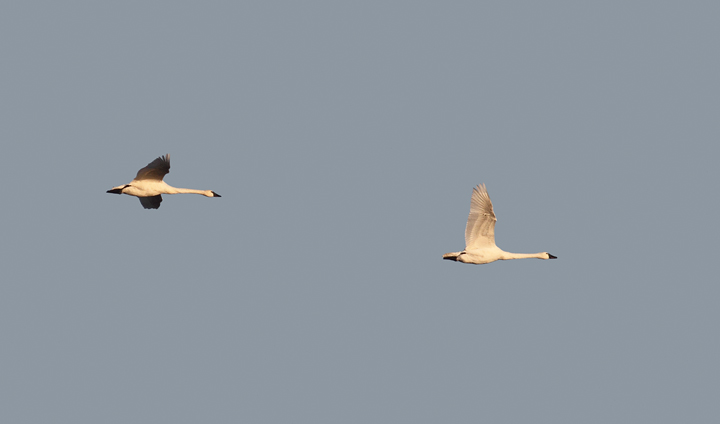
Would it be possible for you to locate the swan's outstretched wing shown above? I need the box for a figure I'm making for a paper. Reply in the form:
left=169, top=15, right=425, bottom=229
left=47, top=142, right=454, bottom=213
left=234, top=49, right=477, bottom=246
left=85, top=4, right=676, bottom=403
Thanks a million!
left=464, top=184, right=497, bottom=249
left=139, top=195, right=163, bottom=209
left=134, top=154, right=170, bottom=181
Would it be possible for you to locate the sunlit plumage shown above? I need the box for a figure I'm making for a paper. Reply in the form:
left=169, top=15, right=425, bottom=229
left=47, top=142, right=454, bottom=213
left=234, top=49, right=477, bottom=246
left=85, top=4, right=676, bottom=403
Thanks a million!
left=106, top=154, right=221, bottom=209
left=443, top=184, right=556, bottom=264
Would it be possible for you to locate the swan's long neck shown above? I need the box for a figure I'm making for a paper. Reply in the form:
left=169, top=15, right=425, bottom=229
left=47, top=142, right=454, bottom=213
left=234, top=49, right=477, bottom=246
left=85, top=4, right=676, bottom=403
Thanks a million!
left=163, top=184, right=213, bottom=196
left=170, top=187, right=207, bottom=195
left=501, top=252, right=546, bottom=260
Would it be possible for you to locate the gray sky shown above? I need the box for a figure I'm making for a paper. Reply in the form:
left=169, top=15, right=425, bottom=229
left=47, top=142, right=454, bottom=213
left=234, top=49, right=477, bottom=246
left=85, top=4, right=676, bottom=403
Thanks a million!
left=1, top=1, right=719, bottom=423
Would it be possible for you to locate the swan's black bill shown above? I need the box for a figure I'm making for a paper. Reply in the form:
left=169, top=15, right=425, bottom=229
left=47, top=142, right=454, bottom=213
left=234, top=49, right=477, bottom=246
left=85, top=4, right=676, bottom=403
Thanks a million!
left=548, top=254, right=557, bottom=259
left=211, top=191, right=221, bottom=197
left=106, top=188, right=123, bottom=194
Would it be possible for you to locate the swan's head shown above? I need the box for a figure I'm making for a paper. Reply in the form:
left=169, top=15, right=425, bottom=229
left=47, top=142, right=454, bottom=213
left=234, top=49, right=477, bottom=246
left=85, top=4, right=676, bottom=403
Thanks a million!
left=106, top=184, right=130, bottom=194
left=207, top=191, right=221, bottom=198
left=544, top=252, right=557, bottom=259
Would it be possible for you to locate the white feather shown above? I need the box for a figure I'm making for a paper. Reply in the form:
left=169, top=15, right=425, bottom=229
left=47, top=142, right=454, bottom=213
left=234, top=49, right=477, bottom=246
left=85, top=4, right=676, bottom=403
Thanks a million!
left=107, top=154, right=221, bottom=209
left=443, top=184, right=556, bottom=264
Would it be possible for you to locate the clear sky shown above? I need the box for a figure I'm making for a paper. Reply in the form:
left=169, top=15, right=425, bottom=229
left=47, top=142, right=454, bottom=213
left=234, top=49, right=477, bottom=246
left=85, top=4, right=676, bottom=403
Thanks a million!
left=1, top=1, right=719, bottom=423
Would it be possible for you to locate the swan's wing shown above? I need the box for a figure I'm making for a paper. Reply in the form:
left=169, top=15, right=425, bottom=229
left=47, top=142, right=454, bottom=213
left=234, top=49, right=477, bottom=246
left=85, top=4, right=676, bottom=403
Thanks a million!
left=464, top=184, right=497, bottom=249
left=134, top=154, right=170, bottom=181
left=139, top=195, right=163, bottom=209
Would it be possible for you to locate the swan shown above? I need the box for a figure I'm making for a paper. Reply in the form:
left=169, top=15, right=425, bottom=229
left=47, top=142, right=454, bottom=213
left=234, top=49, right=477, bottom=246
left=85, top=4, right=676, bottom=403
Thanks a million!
left=107, top=154, right=221, bottom=209
left=443, top=184, right=556, bottom=264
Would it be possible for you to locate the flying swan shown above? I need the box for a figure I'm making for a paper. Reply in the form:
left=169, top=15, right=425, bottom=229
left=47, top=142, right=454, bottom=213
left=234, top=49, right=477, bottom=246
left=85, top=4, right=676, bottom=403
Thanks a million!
left=443, top=184, right=556, bottom=264
left=107, top=154, right=221, bottom=209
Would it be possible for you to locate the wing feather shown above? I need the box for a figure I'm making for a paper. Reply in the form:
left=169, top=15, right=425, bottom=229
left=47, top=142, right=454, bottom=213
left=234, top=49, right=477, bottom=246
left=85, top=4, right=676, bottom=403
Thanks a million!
left=464, top=184, right=497, bottom=249
left=134, top=154, right=170, bottom=181
left=139, top=195, right=163, bottom=209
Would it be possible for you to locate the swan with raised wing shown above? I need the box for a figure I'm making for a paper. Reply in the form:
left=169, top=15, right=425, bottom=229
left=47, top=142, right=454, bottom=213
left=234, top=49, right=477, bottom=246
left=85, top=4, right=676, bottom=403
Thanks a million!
left=443, top=184, right=556, bottom=264
left=107, top=154, right=221, bottom=209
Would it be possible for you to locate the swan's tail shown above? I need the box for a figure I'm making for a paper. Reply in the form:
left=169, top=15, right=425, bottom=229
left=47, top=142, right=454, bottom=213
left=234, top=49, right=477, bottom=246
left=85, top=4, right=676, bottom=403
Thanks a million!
left=443, top=252, right=461, bottom=261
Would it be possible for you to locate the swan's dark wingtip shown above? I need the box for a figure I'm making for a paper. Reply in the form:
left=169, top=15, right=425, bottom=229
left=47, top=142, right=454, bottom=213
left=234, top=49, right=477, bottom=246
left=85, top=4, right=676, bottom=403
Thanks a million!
left=548, top=253, right=557, bottom=259
left=212, top=191, right=221, bottom=198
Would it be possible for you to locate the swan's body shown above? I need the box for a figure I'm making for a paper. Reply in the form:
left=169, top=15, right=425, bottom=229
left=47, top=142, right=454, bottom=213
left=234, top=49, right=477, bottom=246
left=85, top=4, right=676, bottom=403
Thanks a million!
left=443, top=184, right=556, bottom=264
left=107, top=154, right=221, bottom=209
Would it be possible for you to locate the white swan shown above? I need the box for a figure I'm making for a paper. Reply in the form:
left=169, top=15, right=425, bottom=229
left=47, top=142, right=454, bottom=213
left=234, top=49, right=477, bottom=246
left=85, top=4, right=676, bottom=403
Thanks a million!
left=107, top=154, right=221, bottom=209
left=443, top=184, right=556, bottom=264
